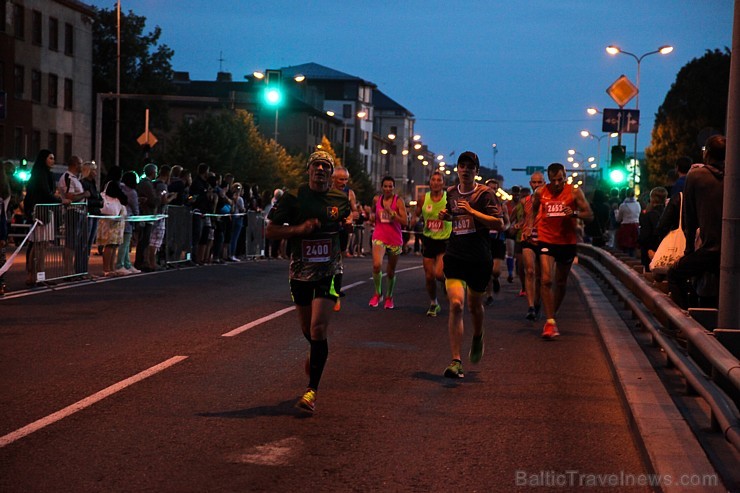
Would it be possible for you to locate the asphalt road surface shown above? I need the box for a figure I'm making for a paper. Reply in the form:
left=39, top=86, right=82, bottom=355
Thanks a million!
left=1, top=256, right=656, bottom=492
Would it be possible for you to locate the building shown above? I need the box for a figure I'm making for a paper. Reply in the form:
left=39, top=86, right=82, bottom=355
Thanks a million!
left=0, top=0, right=95, bottom=165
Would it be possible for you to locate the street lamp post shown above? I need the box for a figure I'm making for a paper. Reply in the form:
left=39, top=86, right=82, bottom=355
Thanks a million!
left=567, top=149, right=596, bottom=191
left=491, top=143, right=498, bottom=169
left=606, top=45, right=673, bottom=190
left=580, top=130, right=619, bottom=169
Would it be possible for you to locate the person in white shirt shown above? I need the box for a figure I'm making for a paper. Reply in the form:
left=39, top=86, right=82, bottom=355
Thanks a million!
left=615, top=188, right=641, bottom=257
left=56, top=156, right=90, bottom=275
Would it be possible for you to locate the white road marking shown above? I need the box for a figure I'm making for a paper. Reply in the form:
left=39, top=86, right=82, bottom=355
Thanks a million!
left=222, top=306, right=296, bottom=337
left=231, top=437, right=302, bottom=466
left=0, top=355, right=189, bottom=449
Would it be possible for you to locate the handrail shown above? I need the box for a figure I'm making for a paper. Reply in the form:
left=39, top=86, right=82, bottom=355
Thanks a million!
left=577, top=244, right=740, bottom=451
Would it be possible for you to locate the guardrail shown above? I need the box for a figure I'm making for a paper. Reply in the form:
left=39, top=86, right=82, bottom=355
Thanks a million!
left=577, top=244, right=740, bottom=452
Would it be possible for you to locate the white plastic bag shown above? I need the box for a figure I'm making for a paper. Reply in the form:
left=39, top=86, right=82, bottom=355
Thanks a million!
left=650, top=193, right=685, bottom=274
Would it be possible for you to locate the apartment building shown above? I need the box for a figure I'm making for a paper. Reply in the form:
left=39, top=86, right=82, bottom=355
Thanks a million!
left=0, top=0, right=94, bottom=165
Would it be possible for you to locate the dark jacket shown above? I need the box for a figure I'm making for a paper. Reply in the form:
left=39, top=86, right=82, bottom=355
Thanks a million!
left=683, top=163, right=724, bottom=254
left=82, top=177, right=103, bottom=215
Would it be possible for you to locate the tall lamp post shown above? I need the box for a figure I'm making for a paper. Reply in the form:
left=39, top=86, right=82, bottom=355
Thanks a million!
left=606, top=45, right=674, bottom=190
left=491, top=143, right=498, bottom=169
left=580, top=130, right=619, bottom=169
left=567, top=149, right=595, bottom=191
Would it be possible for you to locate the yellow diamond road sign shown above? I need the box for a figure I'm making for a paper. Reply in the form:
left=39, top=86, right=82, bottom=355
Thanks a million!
left=606, top=75, right=638, bottom=108
left=137, top=131, right=158, bottom=148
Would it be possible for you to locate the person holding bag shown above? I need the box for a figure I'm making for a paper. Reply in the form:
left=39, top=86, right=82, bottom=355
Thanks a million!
left=97, top=167, right=128, bottom=277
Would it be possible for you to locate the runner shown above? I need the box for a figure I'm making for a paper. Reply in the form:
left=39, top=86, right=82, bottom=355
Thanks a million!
left=409, top=170, right=451, bottom=317
left=265, top=151, right=351, bottom=413
left=441, top=151, right=504, bottom=378
left=526, top=163, right=593, bottom=339
left=519, top=171, right=547, bottom=318
left=369, top=176, right=408, bottom=309
left=483, top=178, right=510, bottom=305
left=330, top=167, right=359, bottom=312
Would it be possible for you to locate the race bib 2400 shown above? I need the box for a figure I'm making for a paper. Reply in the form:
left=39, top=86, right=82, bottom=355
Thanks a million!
left=302, top=238, right=332, bottom=262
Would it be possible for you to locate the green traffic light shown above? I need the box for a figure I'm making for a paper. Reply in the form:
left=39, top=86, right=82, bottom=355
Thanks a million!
left=609, top=168, right=626, bottom=184
left=14, top=169, right=30, bottom=182
left=264, top=88, right=281, bottom=106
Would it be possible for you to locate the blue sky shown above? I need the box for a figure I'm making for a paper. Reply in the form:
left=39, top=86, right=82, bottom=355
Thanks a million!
left=87, top=1, right=734, bottom=187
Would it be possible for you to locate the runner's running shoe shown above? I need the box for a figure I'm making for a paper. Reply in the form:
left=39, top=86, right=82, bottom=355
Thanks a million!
left=507, top=275, right=514, bottom=283
left=542, top=321, right=560, bottom=340
left=518, top=290, right=527, bottom=297
left=493, top=278, right=501, bottom=293
left=444, top=360, right=464, bottom=378
left=526, top=307, right=536, bottom=320
left=469, top=335, right=484, bottom=363
left=296, top=388, right=316, bottom=413
left=369, top=293, right=381, bottom=307
left=426, top=304, right=441, bottom=317
left=334, top=299, right=341, bottom=312
left=484, top=296, right=494, bottom=306
left=384, top=297, right=394, bottom=309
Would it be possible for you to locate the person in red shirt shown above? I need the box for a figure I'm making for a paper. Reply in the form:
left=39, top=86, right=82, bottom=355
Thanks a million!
left=524, top=163, right=593, bottom=339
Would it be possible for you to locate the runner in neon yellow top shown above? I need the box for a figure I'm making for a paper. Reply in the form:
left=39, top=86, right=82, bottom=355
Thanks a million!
left=410, top=170, right=451, bottom=316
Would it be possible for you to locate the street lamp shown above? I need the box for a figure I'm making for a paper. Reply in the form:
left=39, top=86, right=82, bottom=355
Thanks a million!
left=606, top=44, right=673, bottom=190
left=491, top=143, right=498, bottom=168
left=580, top=130, right=619, bottom=168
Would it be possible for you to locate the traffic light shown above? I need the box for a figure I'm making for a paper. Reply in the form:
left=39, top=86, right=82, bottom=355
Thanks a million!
left=263, top=69, right=282, bottom=106
left=609, top=145, right=627, bottom=185
left=13, top=158, right=30, bottom=182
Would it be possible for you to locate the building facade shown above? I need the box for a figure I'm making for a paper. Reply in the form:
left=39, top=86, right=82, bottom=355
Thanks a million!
left=0, top=0, right=94, bottom=165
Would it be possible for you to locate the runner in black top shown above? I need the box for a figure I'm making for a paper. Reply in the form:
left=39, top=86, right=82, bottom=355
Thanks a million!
left=440, top=151, right=504, bottom=378
left=266, top=151, right=351, bottom=413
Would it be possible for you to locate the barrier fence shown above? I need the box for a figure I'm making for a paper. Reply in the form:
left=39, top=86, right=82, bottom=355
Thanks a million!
left=16, top=204, right=269, bottom=283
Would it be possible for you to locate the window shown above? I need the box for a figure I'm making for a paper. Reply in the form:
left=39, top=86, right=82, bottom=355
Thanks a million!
left=63, top=134, right=72, bottom=163
left=32, top=10, right=42, bottom=45
left=64, top=23, right=74, bottom=56
left=363, top=131, right=369, bottom=149
left=390, top=126, right=398, bottom=136
left=12, top=3, right=24, bottom=40
left=31, top=70, right=41, bottom=102
left=31, top=130, right=41, bottom=157
left=48, top=131, right=58, bottom=157
left=13, top=65, right=24, bottom=99
left=49, top=17, right=58, bottom=51
left=342, top=104, right=352, bottom=119
left=64, top=78, right=73, bottom=110
left=48, top=74, right=58, bottom=106
left=14, top=127, right=24, bottom=157
left=344, top=128, right=350, bottom=144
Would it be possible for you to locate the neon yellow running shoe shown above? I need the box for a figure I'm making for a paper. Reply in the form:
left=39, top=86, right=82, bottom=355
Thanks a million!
left=296, top=388, right=316, bottom=413
left=426, top=304, right=441, bottom=317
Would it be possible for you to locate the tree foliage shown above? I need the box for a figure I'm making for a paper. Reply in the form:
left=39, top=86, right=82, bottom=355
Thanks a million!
left=165, top=110, right=304, bottom=192
left=92, top=7, right=175, bottom=171
left=645, top=48, right=730, bottom=186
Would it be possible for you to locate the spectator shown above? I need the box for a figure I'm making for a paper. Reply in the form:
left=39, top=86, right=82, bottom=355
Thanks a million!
left=228, top=182, right=246, bottom=261
left=667, top=135, right=725, bottom=309
left=0, top=162, right=12, bottom=295
left=167, top=165, right=187, bottom=206
left=116, top=171, right=141, bottom=274
left=263, top=188, right=283, bottom=259
left=97, top=166, right=128, bottom=277
left=23, top=149, right=61, bottom=286
left=657, top=156, right=693, bottom=240
left=584, top=189, right=610, bottom=247
left=135, top=163, right=159, bottom=271
left=615, top=188, right=641, bottom=256
left=190, top=163, right=211, bottom=259
left=638, top=187, right=668, bottom=272
left=57, top=155, right=89, bottom=276
left=81, top=161, right=103, bottom=256
left=149, top=165, right=175, bottom=270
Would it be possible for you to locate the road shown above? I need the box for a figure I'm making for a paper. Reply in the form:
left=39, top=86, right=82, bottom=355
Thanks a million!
left=0, top=255, right=685, bottom=492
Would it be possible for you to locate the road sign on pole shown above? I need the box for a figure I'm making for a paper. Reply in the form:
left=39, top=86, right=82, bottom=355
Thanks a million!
left=525, top=166, right=545, bottom=175
left=606, top=75, right=639, bottom=107
left=602, top=109, right=640, bottom=134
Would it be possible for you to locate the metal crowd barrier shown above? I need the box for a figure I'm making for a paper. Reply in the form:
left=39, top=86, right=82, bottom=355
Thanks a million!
left=163, top=205, right=193, bottom=265
left=576, top=243, right=740, bottom=452
left=31, top=203, right=89, bottom=283
left=245, top=211, right=265, bottom=259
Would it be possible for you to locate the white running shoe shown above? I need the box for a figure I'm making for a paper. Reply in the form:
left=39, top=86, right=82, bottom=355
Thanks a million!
left=127, top=266, right=141, bottom=274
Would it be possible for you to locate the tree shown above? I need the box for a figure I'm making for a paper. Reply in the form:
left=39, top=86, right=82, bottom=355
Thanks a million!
left=92, top=7, right=175, bottom=171
left=165, top=110, right=303, bottom=192
left=645, top=49, right=730, bottom=187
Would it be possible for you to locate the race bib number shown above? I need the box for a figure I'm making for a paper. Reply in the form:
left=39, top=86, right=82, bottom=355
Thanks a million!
left=380, top=210, right=393, bottom=223
left=545, top=201, right=566, bottom=217
left=426, top=219, right=443, bottom=232
left=302, top=239, right=332, bottom=262
left=452, top=214, right=475, bottom=235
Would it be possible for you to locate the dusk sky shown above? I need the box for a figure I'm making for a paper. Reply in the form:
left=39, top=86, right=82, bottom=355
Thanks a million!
left=87, top=1, right=734, bottom=187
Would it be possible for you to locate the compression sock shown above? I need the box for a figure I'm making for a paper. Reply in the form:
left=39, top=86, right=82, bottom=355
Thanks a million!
left=387, top=275, right=397, bottom=297
left=373, top=271, right=382, bottom=295
left=308, top=339, right=329, bottom=390
left=506, top=257, right=514, bottom=276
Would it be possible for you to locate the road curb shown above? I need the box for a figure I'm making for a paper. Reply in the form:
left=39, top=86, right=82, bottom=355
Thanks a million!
left=573, top=265, right=724, bottom=493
